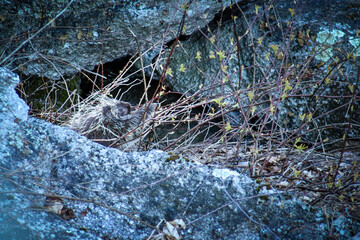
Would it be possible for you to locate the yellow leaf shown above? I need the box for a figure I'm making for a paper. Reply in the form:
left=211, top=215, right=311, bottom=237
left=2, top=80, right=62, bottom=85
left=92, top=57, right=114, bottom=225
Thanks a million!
left=221, top=65, right=228, bottom=73
left=225, top=122, right=231, bottom=131
left=348, top=84, right=354, bottom=93
left=212, top=97, right=224, bottom=107
left=251, top=106, right=257, bottom=115
left=59, top=35, right=69, bottom=43
left=325, top=77, right=330, bottom=84
left=289, top=8, right=295, bottom=17
left=199, top=83, right=203, bottom=89
left=230, top=38, right=234, bottom=46
left=77, top=30, right=83, bottom=40
left=295, top=143, right=308, bottom=154
left=265, top=52, right=270, bottom=61
left=86, top=31, right=92, bottom=39
left=257, top=37, right=263, bottom=46
left=248, top=91, right=254, bottom=101
left=165, top=68, right=173, bottom=76
left=182, top=25, right=187, bottom=34
left=284, top=80, right=292, bottom=91
left=209, top=35, right=216, bottom=44
left=298, top=37, right=305, bottom=47
left=216, top=50, right=226, bottom=61
left=277, top=51, right=284, bottom=60
left=295, top=137, right=301, bottom=144
left=209, top=51, right=216, bottom=59
left=179, top=64, right=186, bottom=72
left=270, top=104, right=275, bottom=114
left=339, top=68, right=343, bottom=75
left=195, top=51, right=202, bottom=60
left=336, top=179, right=342, bottom=188
left=255, top=5, right=260, bottom=14
left=306, top=113, right=312, bottom=122
left=180, top=3, right=190, bottom=11
left=270, top=44, right=279, bottom=54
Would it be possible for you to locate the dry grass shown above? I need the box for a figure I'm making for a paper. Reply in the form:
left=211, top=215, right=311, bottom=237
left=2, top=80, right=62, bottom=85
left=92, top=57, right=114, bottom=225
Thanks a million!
left=11, top=0, right=360, bottom=223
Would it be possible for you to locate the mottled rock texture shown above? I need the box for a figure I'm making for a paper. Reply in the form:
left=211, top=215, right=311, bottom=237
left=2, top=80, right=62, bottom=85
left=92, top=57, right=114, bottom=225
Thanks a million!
left=0, top=0, right=231, bottom=79
left=1, top=66, right=359, bottom=240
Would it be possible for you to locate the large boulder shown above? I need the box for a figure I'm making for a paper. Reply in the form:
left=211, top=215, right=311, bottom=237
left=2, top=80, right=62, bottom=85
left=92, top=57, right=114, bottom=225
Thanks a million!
left=1, top=67, right=359, bottom=239
left=2, top=0, right=358, bottom=143
left=158, top=0, right=360, bottom=140
left=0, top=0, right=231, bottom=79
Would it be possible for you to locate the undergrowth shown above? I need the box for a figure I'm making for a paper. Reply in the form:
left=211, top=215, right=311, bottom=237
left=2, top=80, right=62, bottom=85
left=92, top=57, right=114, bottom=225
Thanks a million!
left=7, top=0, right=360, bottom=225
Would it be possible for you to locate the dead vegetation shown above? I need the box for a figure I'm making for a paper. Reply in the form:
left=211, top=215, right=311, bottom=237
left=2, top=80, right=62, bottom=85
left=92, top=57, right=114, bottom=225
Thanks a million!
left=10, top=0, right=360, bottom=224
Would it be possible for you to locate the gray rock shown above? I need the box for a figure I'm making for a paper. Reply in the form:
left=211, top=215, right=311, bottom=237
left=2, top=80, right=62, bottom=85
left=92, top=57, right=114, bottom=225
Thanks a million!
left=1, top=67, right=359, bottom=239
left=0, top=0, right=232, bottom=79
left=158, top=0, right=360, bottom=139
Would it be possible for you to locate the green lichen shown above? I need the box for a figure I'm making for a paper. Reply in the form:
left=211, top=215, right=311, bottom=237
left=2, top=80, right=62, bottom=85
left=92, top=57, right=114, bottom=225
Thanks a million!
left=165, top=152, right=180, bottom=162
left=17, top=75, right=81, bottom=119
left=349, top=37, right=360, bottom=56
left=315, top=29, right=345, bottom=61
left=165, top=152, right=191, bottom=163
left=259, top=195, right=270, bottom=201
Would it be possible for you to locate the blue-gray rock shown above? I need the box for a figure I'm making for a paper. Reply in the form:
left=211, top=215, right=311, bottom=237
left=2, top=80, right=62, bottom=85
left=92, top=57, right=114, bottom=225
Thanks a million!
left=0, top=0, right=232, bottom=79
left=1, top=67, right=359, bottom=239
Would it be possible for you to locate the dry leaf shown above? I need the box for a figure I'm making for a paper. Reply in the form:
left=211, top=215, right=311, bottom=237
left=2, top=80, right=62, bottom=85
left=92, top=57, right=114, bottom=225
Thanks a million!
left=44, top=196, right=63, bottom=215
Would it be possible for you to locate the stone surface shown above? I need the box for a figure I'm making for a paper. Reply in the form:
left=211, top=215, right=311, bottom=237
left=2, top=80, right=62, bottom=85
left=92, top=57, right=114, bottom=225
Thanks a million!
left=2, top=0, right=358, bottom=141
left=1, top=67, right=359, bottom=239
left=157, top=0, right=360, bottom=139
left=1, top=0, right=360, bottom=238
left=0, top=0, right=231, bottom=79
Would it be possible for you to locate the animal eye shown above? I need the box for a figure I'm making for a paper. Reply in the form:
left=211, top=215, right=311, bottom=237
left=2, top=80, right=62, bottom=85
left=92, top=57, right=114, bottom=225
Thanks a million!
left=116, top=103, right=131, bottom=116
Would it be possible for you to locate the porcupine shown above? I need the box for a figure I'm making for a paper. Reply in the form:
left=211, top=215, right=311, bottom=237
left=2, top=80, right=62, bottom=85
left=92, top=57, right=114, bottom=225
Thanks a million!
left=68, top=95, right=157, bottom=151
